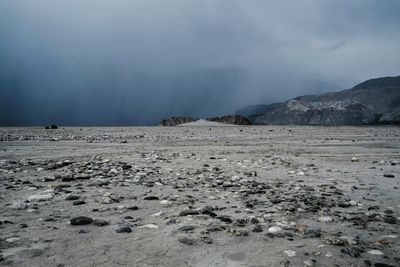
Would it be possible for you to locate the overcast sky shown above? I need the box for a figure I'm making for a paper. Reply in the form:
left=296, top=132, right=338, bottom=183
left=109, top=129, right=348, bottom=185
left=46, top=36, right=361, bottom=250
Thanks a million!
left=1, top=0, right=399, bottom=125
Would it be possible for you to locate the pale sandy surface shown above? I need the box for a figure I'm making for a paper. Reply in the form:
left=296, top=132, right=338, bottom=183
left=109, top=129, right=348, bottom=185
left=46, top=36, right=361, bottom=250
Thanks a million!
left=0, top=126, right=399, bottom=267
left=178, top=120, right=236, bottom=127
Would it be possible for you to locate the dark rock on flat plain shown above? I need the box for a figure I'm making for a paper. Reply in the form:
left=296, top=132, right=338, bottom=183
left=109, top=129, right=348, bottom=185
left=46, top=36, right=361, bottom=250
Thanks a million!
left=70, top=216, right=93, bottom=226
left=115, top=227, right=132, bottom=233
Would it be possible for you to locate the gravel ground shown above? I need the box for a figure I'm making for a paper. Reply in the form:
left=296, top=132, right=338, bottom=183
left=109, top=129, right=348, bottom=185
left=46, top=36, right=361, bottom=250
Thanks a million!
left=0, top=126, right=399, bottom=267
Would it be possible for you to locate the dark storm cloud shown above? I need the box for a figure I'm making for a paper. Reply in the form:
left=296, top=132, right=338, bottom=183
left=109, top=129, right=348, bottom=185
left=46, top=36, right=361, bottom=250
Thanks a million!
left=0, top=0, right=399, bottom=125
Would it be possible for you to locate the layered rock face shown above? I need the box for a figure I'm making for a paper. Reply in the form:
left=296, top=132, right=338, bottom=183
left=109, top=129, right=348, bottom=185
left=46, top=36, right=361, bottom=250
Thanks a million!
left=237, top=76, right=400, bottom=125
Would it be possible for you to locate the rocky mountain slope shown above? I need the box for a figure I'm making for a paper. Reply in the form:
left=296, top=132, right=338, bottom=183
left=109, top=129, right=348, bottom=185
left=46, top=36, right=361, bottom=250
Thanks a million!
left=237, top=76, right=400, bottom=125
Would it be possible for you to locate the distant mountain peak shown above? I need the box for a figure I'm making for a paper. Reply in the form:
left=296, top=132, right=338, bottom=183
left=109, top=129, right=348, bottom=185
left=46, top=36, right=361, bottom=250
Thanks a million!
left=237, top=75, right=400, bottom=125
left=352, top=76, right=400, bottom=91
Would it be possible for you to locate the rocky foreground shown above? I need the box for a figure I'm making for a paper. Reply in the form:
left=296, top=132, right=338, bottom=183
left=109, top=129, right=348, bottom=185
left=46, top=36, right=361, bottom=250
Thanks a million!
left=0, top=126, right=399, bottom=267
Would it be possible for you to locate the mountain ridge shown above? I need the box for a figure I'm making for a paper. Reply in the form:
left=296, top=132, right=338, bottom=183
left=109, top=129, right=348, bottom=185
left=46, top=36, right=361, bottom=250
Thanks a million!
left=236, top=76, right=400, bottom=125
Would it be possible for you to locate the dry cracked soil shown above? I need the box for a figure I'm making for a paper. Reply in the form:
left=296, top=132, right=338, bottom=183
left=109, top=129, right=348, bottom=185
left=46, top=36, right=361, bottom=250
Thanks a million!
left=0, top=126, right=399, bottom=267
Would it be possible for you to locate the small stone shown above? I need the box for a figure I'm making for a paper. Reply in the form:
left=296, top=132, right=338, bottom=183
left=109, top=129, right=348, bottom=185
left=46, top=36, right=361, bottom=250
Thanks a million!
left=70, top=216, right=93, bottom=225
left=144, top=196, right=159, bottom=200
left=151, top=211, right=165, bottom=217
left=339, top=236, right=357, bottom=246
left=383, top=174, right=395, bottom=178
left=323, top=236, right=345, bottom=246
left=351, top=157, right=359, bottom=162
left=349, top=200, right=357, bottom=206
left=303, top=260, right=315, bottom=267
left=265, top=232, right=275, bottom=238
left=231, top=175, right=240, bottom=182
left=267, top=226, right=282, bottom=233
left=318, top=216, right=333, bottom=223
left=179, top=225, right=195, bottom=232
left=338, top=202, right=351, bottom=208
left=341, top=247, right=365, bottom=258
left=383, top=215, right=397, bottom=224
left=217, top=216, right=233, bottom=223
left=201, top=236, right=213, bottom=244
left=230, top=228, right=249, bottom=236
left=377, top=239, right=391, bottom=246
left=179, top=210, right=200, bottom=216
left=6, top=237, right=20, bottom=243
left=28, top=193, right=53, bottom=202
left=109, top=168, right=118, bottom=174
left=284, top=250, right=297, bottom=257
left=178, top=237, right=195, bottom=245
left=11, top=201, right=27, bottom=210
left=65, top=195, right=79, bottom=201
left=100, top=197, right=113, bottom=204
left=93, top=219, right=109, bottom=226
left=139, top=224, right=158, bottom=229
left=116, top=227, right=132, bottom=233
left=72, top=200, right=85, bottom=205
left=296, top=224, right=309, bottom=233
left=160, top=200, right=171, bottom=205
left=367, top=249, right=383, bottom=256
left=201, top=206, right=217, bottom=217
left=252, top=225, right=263, bottom=233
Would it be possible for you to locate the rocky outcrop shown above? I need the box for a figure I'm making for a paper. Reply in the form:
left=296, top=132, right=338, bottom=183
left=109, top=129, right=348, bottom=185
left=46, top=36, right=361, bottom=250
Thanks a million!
left=206, top=115, right=251, bottom=125
left=45, top=124, right=58, bottom=129
left=160, top=117, right=197, bottom=126
left=237, top=76, right=400, bottom=125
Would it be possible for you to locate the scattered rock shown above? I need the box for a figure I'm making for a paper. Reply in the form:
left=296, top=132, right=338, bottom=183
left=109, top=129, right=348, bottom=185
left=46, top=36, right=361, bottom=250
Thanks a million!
left=116, top=227, right=132, bottom=233
left=93, top=219, right=109, bottom=227
left=217, top=216, right=233, bottom=223
left=70, top=216, right=93, bottom=226
left=160, top=200, right=171, bottom=205
left=267, top=226, right=282, bottom=233
left=383, top=215, right=397, bottom=224
left=318, top=216, right=333, bottom=223
left=367, top=249, right=383, bottom=256
left=179, top=210, right=200, bottom=216
left=72, top=200, right=86, bottom=205
left=179, top=225, right=195, bottom=232
left=341, top=247, right=365, bottom=258
left=383, top=174, right=395, bottom=178
left=178, top=237, right=195, bottom=245
left=252, top=225, right=263, bottom=233
left=144, top=196, right=159, bottom=200
left=323, top=236, right=346, bottom=246
left=28, top=192, right=54, bottom=202
left=65, top=195, right=80, bottom=201
left=139, top=224, right=158, bottom=229
left=283, top=250, right=297, bottom=257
